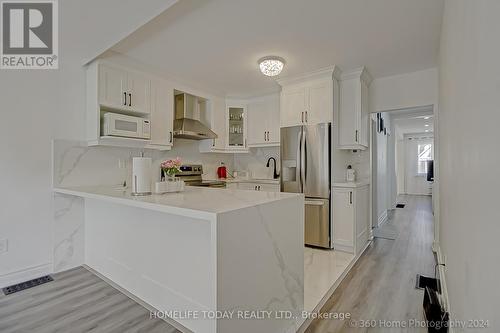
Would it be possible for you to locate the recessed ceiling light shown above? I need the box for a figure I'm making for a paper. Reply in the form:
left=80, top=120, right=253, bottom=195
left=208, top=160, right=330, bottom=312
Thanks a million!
left=424, top=116, right=430, bottom=120
left=425, top=130, right=430, bottom=132
left=258, top=56, right=285, bottom=77
left=425, top=124, right=429, bottom=127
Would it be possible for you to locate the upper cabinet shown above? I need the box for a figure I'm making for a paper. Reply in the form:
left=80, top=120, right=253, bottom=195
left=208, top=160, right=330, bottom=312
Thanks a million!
left=247, top=93, right=280, bottom=147
left=277, top=67, right=341, bottom=127
left=225, top=101, right=248, bottom=152
left=86, top=61, right=173, bottom=150
left=338, top=67, right=372, bottom=150
left=98, top=64, right=151, bottom=115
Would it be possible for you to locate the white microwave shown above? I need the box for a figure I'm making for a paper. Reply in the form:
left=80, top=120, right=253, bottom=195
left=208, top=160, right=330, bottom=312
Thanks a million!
left=103, top=113, right=151, bottom=139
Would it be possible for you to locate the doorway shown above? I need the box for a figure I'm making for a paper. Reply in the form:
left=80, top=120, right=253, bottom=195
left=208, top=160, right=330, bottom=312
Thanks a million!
left=370, top=106, right=435, bottom=236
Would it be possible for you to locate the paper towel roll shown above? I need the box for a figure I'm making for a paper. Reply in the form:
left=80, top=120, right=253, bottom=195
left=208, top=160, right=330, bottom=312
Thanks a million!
left=132, top=157, right=152, bottom=195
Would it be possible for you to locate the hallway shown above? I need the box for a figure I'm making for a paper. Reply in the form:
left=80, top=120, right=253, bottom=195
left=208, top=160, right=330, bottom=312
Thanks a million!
left=306, top=195, right=435, bottom=332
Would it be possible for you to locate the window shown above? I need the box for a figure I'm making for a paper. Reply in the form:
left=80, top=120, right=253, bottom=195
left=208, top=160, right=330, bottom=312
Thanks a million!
left=417, top=143, right=433, bottom=175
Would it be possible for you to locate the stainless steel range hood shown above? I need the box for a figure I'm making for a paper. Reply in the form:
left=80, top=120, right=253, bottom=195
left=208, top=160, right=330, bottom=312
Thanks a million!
left=173, top=93, right=217, bottom=140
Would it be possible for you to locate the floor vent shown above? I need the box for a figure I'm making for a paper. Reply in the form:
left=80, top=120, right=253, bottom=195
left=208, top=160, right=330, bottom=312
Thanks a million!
left=2, top=275, right=54, bottom=295
left=415, top=274, right=439, bottom=291
left=396, top=203, right=406, bottom=208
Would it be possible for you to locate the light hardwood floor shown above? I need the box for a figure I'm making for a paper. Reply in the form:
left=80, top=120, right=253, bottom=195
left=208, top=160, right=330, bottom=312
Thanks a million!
left=306, top=195, right=436, bottom=333
left=0, top=266, right=180, bottom=333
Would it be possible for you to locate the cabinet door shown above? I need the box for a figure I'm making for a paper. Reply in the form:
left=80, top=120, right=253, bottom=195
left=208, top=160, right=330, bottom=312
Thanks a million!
left=247, top=100, right=269, bottom=146
left=281, top=86, right=306, bottom=127
left=227, top=106, right=246, bottom=148
left=149, top=79, right=173, bottom=147
left=98, top=64, right=127, bottom=109
left=258, top=183, right=280, bottom=192
left=237, top=182, right=259, bottom=191
left=332, top=188, right=355, bottom=251
left=127, top=71, right=151, bottom=114
left=359, top=80, right=369, bottom=147
left=211, top=98, right=227, bottom=149
left=338, top=78, right=360, bottom=148
left=267, top=95, right=281, bottom=144
left=307, top=80, right=332, bottom=125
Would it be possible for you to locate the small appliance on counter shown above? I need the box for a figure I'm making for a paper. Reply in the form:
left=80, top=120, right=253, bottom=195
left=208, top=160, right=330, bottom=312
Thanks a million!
left=346, top=165, right=356, bottom=182
left=132, top=154, right=152, bottom=196
left=217, top=162, right=227, bottom=179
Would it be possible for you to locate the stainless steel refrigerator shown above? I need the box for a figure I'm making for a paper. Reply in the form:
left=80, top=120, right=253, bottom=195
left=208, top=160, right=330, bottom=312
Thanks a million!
left=280, top=123, right=331, bottom=248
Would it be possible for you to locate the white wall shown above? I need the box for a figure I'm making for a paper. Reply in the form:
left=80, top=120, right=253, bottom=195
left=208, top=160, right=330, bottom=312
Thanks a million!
left=438, top=0, right=500, bottom=329
left=0, top=0, right=179, bottom=286
left=370, top=68, right=439, bottom=112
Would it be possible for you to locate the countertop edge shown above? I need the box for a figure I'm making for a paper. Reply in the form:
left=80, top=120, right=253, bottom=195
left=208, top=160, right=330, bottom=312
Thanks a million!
left=53, top=187, right=217, bottom=221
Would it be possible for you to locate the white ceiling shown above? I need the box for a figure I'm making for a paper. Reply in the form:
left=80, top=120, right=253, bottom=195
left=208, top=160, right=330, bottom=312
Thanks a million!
left=112, top=0, right=444, bottom=98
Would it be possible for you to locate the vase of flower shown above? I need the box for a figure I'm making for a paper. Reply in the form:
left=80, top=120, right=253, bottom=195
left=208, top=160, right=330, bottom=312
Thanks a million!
left=156, top=157, right=185, bottom=193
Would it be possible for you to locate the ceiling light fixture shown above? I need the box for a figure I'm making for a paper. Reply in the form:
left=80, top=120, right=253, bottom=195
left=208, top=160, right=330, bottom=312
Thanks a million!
left=425, top=130, right=430, bottom=132
left=425, top=124, right=429, bottom=127
left=258, top=56, right=285, bottom=77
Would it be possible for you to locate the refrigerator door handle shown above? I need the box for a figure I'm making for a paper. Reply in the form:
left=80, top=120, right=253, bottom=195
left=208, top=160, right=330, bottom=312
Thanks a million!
left=300, top=127, right=306, bottom=192
left=296, top=128, right=302, bottom=192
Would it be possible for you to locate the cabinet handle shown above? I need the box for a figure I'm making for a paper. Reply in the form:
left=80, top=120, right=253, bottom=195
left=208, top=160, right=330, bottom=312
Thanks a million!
left=305, top=111, right=308, bottom=123
left=355, top=130, right=359, bottom=142
left=170, top=131, right=173, bottom=143
left=124, top=92, right=127, bottom=106
left=264, top=131, right=267, bottom=141
left=212, top=138, right=216, bottom=147
left=349, top=191, right=353, bottom=204
left=301, top=112, right=304, bottom=123
left=128, top=93, right=132, bottom=107
left=255, top=186, right=257, bottom=190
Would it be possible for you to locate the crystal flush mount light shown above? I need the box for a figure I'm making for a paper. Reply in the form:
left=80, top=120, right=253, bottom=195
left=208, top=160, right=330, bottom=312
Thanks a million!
left=258, top=56, right=285, bottom=77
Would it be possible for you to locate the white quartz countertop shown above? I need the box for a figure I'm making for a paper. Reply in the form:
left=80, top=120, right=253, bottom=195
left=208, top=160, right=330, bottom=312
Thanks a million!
left=54, top=186, right=300, bottom=219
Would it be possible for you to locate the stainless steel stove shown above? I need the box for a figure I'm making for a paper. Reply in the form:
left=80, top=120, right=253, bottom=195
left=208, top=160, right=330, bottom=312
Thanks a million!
left=173, top=164, right=226, bottom=188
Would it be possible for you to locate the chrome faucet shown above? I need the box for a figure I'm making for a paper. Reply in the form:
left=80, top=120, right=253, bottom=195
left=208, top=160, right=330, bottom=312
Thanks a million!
left=266, top=157, right=280, bottom=179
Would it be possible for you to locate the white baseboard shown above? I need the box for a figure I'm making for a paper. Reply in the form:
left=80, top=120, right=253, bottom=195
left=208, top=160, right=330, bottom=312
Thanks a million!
left=434, top=244, right=451, bottom=328
left=0, top=263, right=53, bottom=289
left=377, top=210, right=388, bottom=227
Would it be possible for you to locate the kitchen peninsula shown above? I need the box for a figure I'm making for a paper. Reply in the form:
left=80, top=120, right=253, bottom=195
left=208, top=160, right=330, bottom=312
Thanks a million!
left=53, top=186, right=304, bottom=333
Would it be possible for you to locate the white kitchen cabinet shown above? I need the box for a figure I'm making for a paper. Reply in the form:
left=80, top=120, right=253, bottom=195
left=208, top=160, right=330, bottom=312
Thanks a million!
left=338, top=67, right=372, bottom=150
left=234, top=182, right=280, bottom=192
left=332, top=184, right=370, bottom=254
left=225, top=101, right=248, bottom=152
left=97, top=63, right=151, bottom=115
left=126, top=71, right=151, bottom=115
left=98, top=64, right=127, bottom=110
left=278, top=67, right=341, bottom=127
left=146, top=79, right=174, bottom=149
left=199, top=97, right=227, bottom=152
left=87, top=60, right=172, bottom=150
left=247, top=94, right=280, bottom=147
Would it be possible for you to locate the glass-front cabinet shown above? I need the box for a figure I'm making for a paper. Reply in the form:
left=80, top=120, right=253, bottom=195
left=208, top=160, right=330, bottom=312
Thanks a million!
left=227, top=106, right=247, bottom=149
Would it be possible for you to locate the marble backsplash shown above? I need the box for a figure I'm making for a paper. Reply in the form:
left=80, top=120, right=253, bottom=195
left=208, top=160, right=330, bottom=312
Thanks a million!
left=233, top=146, right=280, bottom=179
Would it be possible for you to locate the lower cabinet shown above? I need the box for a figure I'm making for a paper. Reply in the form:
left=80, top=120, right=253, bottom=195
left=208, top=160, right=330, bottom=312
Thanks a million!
left=332, top=184, right=370, bottom=254
left=227, top=182, right=280, bottom=192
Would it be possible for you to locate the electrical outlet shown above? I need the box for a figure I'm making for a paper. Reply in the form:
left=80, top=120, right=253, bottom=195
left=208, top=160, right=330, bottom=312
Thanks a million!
left=0, top=239, right=8, bottom=255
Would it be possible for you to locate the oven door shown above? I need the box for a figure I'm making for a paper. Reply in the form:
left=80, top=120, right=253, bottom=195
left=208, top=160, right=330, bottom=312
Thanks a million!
left=304, top=198, right=330, bottom=248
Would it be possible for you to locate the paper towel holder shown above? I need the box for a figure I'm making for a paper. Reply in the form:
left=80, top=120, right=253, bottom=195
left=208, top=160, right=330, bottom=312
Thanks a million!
left=131, top=175, right=152, bottom=196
